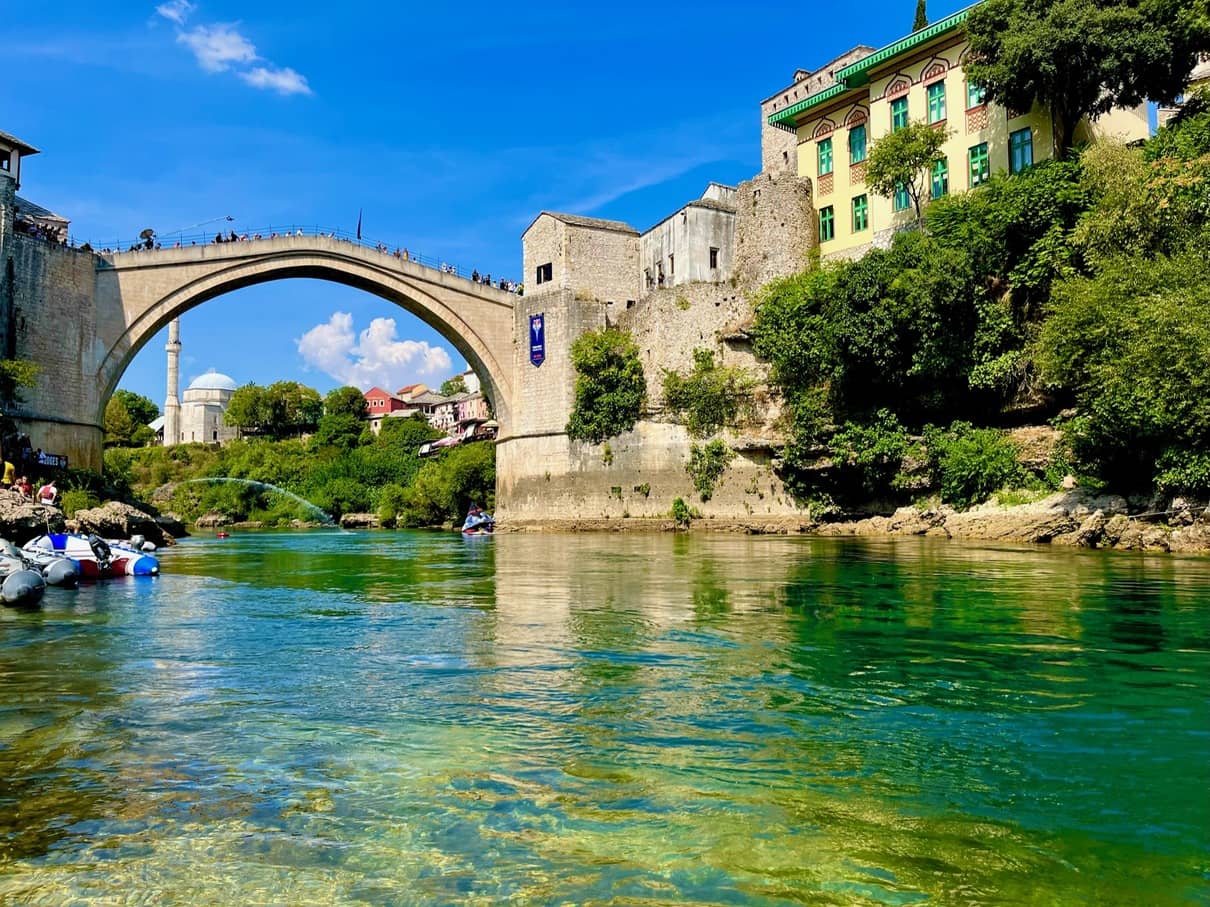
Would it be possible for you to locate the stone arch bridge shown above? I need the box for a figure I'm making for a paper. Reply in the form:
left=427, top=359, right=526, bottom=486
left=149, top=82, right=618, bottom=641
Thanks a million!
left=5, top=230, right=603, bottom=520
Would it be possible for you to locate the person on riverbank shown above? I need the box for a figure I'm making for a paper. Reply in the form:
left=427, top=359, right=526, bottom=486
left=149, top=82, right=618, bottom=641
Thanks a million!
left=1, top=461, right=13, bottom=487
left=37, top=479, right=57, bottom=506
left=12, top=476, right=31, bottom=499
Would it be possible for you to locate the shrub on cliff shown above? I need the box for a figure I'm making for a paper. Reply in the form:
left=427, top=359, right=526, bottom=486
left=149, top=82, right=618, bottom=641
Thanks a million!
left=566, top=328, right=646, bottom=444
left=924, top=422, right=1023, bottom=509
left=662, top=349, right=753, bottom=438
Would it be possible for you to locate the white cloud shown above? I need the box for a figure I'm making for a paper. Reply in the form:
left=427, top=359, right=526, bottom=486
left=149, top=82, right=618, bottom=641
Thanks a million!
left=297, top=313, right=453, bottom=390
left=239, top=65, right=312, bottom=96
left=155, top=0, right=194, bottom=25
left=177, top=23, right=257, bottom=73
left=157, top=6, right=312, bottom=95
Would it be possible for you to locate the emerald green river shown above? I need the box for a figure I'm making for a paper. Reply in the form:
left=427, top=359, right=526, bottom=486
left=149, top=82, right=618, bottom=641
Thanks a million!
left=0, top=531, right=1206, bottom=904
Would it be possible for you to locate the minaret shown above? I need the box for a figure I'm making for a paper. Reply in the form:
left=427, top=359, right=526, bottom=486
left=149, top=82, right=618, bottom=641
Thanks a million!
left=164, top=318, right=181, bottom=446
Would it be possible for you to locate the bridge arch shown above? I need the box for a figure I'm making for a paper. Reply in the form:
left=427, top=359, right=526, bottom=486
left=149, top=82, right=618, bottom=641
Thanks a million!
left=92, top=235, right=517, bottom=431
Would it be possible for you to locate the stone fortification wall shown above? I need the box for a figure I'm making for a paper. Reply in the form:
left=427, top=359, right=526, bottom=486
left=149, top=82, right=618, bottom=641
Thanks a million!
left=6, top=235, right=103, bottom=469
left=732, top=171, right=815, bottom=292
left=614, top=280, right=780, bottom=431
left=497, top=421, right=798, bottom=524
left=522, top=214, right=562, bottom=292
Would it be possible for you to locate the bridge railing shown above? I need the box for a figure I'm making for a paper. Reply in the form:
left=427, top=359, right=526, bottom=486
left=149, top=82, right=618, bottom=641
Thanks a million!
left=72, top=225, right=524, bottom=294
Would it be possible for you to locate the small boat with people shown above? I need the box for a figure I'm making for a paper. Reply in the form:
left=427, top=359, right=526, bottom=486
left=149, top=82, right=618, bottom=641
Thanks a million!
left=23, top=533, right=160, bottom=579
left=461, top=505, right=495, bottom=536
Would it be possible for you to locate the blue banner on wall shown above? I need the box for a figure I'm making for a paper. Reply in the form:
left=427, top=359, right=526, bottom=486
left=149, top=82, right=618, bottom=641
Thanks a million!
left=529, top=313, right=546, bottom=367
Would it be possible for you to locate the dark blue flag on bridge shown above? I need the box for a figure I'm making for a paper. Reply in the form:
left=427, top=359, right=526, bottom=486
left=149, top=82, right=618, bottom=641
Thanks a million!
left=530, top=313, right=545, bottom=367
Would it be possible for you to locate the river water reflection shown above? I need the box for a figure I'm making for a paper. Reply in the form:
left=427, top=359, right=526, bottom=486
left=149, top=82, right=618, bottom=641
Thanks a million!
left=0, top=531, right=1206, bottom=904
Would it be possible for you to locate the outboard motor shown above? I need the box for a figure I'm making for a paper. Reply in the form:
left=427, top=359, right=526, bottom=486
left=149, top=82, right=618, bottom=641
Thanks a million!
left=2, top=569, right=46, bottom=607
left=87, top=535, right=112, bottom=570
left=42, top=558, right=80, bottom=589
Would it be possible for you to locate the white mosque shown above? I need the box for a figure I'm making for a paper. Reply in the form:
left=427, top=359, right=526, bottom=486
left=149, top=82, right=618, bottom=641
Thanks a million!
left=153, top=318, right=240, bottom=446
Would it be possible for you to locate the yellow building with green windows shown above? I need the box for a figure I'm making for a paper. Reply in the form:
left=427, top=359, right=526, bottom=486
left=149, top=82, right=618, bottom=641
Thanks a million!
left=765, top=5, right=1150, bottom=260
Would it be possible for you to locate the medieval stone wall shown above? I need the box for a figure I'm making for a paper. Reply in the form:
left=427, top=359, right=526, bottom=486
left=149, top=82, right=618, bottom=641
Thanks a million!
left=564, top=225, right=640, bottom=306
left=7, top=235, right=103, bottom=468
left=732, top=171, right=815, bottom=292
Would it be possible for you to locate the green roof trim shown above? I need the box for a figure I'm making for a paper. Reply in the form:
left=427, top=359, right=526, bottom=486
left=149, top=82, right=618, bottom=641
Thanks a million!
left=768, top=84, right=848, bottom=130
left=766, top=3, right=978, bottom=130
left=833, top=6, right=973, bottom=87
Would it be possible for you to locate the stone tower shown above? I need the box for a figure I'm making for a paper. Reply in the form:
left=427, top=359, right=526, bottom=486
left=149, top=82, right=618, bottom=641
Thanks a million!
left=164, top=318, right=181, bottom=446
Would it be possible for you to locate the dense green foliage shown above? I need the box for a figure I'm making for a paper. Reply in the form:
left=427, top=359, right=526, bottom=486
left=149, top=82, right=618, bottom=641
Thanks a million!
left=913, top=0, right=928, bottom=30
left=754, top=103, right=1210, bottom=508
left=440, top=375, right=467, bottom=396
left=662, top=349, right=753, bottom=438
left=686, top=439, right=732, bottom=502
left=864, top=121, right=950, bottom=224
left=0, top=359, right=40, bottom=404
left=225, top=381, right=322, bottom=439
left=104, top=390, right=160, bottom=447
left=924, top=422, right=1024, bottom=509
left=964, top=0, right=1209, bottom=157
left=105, top=410, right=492, bottom=527
left=566, top=328, right=646, bottom=443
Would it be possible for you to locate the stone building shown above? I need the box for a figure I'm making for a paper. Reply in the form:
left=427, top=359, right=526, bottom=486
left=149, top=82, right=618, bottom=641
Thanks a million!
left=638, top=183, right=736, bottom=293
left=172, top=370, right=239, bottom=445
left=767, top=8, right=1150, bottom=261
left=521, top=213, right=640, bottom=307
left=760, top=48, right=876, bottom=175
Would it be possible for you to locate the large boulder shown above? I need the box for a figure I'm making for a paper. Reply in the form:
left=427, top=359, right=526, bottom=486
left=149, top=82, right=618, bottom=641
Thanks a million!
left=340, top=512, right=380, bottom=529
left=73, top=501, right=175, bottom=547
left=0, top=495, right=66, bottom=545
left=195, top=511, right=231, bottom=528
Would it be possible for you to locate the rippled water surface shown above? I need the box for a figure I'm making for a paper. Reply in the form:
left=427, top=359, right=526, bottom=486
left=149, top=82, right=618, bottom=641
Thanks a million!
left=0, top=531, right=1206, bottom=904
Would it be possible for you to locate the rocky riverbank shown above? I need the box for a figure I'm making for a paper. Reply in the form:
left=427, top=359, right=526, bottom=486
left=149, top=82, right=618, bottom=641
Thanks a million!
left=502, top=488, right=1210, bottom=553
left=0, top=497, right=184, bottom=547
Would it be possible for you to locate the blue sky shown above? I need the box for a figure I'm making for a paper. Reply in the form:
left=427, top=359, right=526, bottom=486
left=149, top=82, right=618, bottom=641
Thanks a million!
left=8, top=0, right=967, bottom=407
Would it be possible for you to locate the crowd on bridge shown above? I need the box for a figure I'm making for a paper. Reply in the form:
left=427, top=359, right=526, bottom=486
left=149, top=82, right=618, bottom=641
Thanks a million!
left=42, top=225, right=525, bottom=295
left=13, top=219, right=68, bottom=244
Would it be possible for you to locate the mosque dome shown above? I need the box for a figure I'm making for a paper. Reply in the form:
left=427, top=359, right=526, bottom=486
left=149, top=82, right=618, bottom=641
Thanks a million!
left=187, top=370, right=238, bottom=391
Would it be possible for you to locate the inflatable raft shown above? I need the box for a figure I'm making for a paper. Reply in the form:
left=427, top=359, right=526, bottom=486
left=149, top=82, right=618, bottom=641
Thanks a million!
left=24, top=534, right=160, bottom=579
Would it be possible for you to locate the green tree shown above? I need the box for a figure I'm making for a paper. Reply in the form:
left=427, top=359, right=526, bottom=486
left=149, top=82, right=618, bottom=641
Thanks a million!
left=225, top=384, right=266, bottom=434
left=314, top=386, right=368, bottom=450
left=440, top=374, right=468, bottom=396
left=913, top=0, right=928, bottom=30
left=566, top=328, right=646, bottom=443
left=964, top=0, right=1209, bottom=159
left=104, top=397, right=137, bottom=447
left=112, top=390, right=159, bottom=426
left=0, top=359, right=39, bottom=404
left=864, top=120, right=951, bottom=225
left=262, top=381, right=322, bottom=438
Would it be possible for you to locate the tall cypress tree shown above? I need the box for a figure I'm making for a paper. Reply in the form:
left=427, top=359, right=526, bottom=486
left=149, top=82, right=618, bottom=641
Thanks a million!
left=913, top=0, right=928, bottom=30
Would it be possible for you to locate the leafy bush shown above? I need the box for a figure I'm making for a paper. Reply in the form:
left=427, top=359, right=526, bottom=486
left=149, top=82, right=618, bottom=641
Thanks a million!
left=686, top=439, right=732, bottom=502
left=59, top=488, right=100, bottom=518
left=670, top=497, right=692, bottom=528
left=924, top=422, right=1023, bottom=509
left=566, top=328, right=646, bottom=443
left=827, top=411, right=912, bottom=502
left=662, top=349, right=753, bottom=437
left=377, top=483, right=407, bottom=527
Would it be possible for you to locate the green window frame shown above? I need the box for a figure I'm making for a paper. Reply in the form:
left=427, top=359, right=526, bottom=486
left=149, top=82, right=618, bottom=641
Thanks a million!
left=927, top=82, right=947, bottom=123
left=818, top=137, right=833, bottom=176
left=819, top=206, right=835, bottom=242
left=893, top=182, right=911, bottom=212
left=852, top=194, right=869, bottom=232
left=969, top=143, right=990, bottom=187
left=967, top=80, right=986, bottom=109
left=891, top=97, right=909, bottom=131
left=849, top=124, right=867, bottom=164
left=1009, top=127, right=1033, bottom=174
left=930, top=158, right=949, bottom=199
